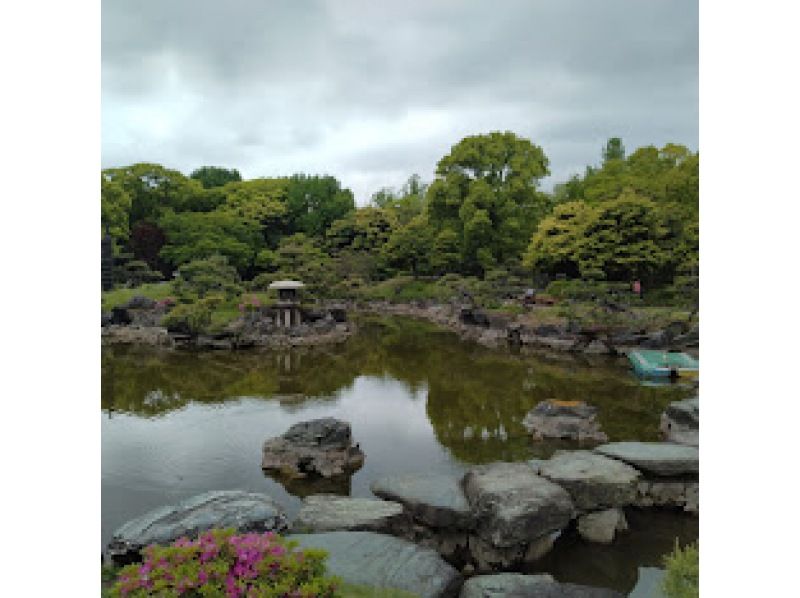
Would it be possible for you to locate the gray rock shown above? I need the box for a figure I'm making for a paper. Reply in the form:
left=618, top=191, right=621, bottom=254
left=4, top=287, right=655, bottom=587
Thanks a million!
left=538, top=451, right=641, bottom=510
left=460, top=574, right=624, bottom=597
left=290, top=531, right=462, bottom=598
left=123, top=295, right=157, bottom=310
left=594, top=442, right=699, bottom=477
left=628, top=567, right=666, bottom=598
left=522, top=400, right=608, bottom=442
left=106, top=490, right=288, bottom=566
left=462, top=462, right=574, bottom=549
left=576, top=508, right=628, bottom=544
left=370, top=473, right=474, bottom=529
left=660, top=397, right=699, bottom=446
left=262, top=418, right=365, bottom=478
left=293, top=495, right=406, bottom=533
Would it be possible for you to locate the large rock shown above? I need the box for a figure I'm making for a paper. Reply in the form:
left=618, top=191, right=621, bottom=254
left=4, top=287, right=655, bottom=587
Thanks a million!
left=371, top=473, right=475, bottom=529
left=460, top=574, right=624, bottom=597
left=105, top=490, right=288, bottom=566
left=538, top=450, right=641, bottom=510
left=660, top=397, right=699, bottom=446
left=262, top=418, right=365, bottom=478
left=293, top=495, right=407, bottom=534
left=628, top=567, right=666, bottom=598
left=290, top=531, right=462, bottom=598
left=522, top=400, right=608, bottom=442
left=576, top=508, right=628, bottom=544
left=594, top=442, right=699, bottom=477
left=461, top=462, right=573, bottom=566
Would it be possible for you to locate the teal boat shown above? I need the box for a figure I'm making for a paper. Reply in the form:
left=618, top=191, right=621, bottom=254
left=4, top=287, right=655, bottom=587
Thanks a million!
left=628, top=349, right=699, bottom=379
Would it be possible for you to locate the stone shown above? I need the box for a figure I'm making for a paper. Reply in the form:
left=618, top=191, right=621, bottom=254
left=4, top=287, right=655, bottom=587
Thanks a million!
left=628, top=567, right=666, bottom=598
left=660, top=397, right=699, bottom=446
left=105, top=490, right=288, bottom=566
left=684, top=482, right=699, bottom=514
left=293, top=495, right=407, bottom=534
left=522, top=400, right=608, bottom=442
left=459, top=574, right=625, bottom=598
left=370, top=473, right=475, bottom=530
left=576, top=508, right=628, bottom=544
left=594, top=442, right=699, bottom=477
left=123, top=295, right=157, bottom=310
left=538, top=450, right=641, bottom=510
left=262, top=418, right=365, bottom=478
left=462, top=462, right=574, bottom=550
left=290, top=531, right=462, bottom=598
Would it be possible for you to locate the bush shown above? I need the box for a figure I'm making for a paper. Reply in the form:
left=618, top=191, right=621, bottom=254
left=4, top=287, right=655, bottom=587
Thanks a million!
left=175, top=255, right=242, bottom=299
left=662, top=541, right=699, bottom=598
left=161, top=295, right=223, bottom=335
left=111, top=529, right=339, bottom=598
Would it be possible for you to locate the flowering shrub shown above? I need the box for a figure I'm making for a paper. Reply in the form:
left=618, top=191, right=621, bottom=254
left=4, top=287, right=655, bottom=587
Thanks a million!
left=155, top=297, right=177, bottom=309
left=238, top=295, right=263, bottom=313
left=111, top=529, right=339, bottom=598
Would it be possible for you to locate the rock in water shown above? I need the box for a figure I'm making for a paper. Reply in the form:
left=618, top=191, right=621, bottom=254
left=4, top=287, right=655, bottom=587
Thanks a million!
left=594, top=442, right=699, bottom=477
left=576, top=508, right=628, bottom=544
left=660, top=397, right=699, bottom=446
left=293, top=495, right=407, bottom=534
left=290, top=531, right=463, bottom=598
left=262, top=417, right=365, bottom=478
left=370, top=473, right=475, bottom=530
left=538, top=450, right=641, bottom=510
left=462, top=462, right=574, bottom=568
left=459, top=573, right=625, bottom=597
left=522, top=400, right=608, bottom=442
left=105, top=490, right=288, bottom=566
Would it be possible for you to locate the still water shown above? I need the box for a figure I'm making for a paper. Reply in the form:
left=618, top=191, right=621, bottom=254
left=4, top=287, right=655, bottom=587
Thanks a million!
left=102, top=316, right=697, bottom=593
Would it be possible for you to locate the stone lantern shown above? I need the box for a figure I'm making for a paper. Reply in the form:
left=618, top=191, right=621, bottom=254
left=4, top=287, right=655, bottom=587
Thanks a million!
left=268, top=280, right=305, bottom=328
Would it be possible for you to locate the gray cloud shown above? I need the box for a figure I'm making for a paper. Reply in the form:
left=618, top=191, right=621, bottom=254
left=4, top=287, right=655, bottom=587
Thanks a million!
left=102, top=0, right=698, bottom=203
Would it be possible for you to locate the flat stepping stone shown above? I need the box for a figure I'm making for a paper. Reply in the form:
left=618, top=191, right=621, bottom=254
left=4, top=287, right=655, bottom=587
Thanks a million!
left=290, top=531, right=462, bottom=598
left=594, top=442, right=699, bottom=477
left=462, top=462, right=574, bottom=549
left=106, top=490, right=288, bottom=565
left=538, top=450, right=641, bottom=510
left=628, top=567, right=666, bottom=598
left=460, top=573, right=624, bottom=597
left=293, top=495, right=406, bottom=533
left=371, top=473, right=474, bottom=529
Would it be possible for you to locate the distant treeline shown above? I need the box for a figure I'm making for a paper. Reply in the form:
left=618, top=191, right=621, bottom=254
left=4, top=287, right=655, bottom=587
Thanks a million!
left=101, top=132, right=698, bottom=294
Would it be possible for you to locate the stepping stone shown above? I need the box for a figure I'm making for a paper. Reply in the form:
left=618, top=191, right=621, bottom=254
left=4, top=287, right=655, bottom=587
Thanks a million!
left=576, top=508, right=628, bottom=544
left=290, top=531, right=462, bottom=598
left=538, top=450, right=641, bottom=510
left=293, top=495, right=406, bottom=533
left=459, top=573, right=625, bottom=597
left=371, top=473, right=475, bottom=529
left=594, top=442, right=699, bottom=477
left=105, top=490, right=288, bottom=566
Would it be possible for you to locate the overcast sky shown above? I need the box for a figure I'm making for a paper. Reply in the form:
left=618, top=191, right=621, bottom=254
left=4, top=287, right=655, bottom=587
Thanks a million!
left=102, top=0, right=698, bottom=204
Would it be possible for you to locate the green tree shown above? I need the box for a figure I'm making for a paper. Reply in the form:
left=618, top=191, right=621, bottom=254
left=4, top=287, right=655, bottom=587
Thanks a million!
left=190, top=166, right=242, bottom=189
left=221, top=178, right=289, bottom=248
left=427, top=131, right=551, bottom=274
left=326, top=207, right=397, bottom=254
left=382, top=215, right=434, bottom=276
left=272, top=233, right=334, bottom=296
left=285, top=174, right=356, bottom=238
left=602, top=137, right=626, bottom=162
left=523, top=201, right=597, bottom=278
left=101, top=175, right=132, bottom=250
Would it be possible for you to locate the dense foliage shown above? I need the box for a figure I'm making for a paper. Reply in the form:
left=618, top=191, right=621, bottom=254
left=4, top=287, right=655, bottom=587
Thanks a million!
left=110, top=529, right=338, bottom=598
left=662, top=541, right=699, bottom=598
left=102, top=131, right=698, bottom=312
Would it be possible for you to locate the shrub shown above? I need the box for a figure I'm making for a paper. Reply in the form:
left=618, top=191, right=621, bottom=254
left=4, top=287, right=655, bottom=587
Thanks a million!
left=111, top=529, right=339, bottom=598
left=662, top=541, right=699, bottom=598
left=175, top=255, right=242, bottom=299
left=161, top=295, right=223, bottom=335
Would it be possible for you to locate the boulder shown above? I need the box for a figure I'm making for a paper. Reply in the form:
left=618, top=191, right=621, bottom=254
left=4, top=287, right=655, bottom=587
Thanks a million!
left=459, top=574, right=624, bottom=597
left=462, top=462, right=573, bottom=558
left=576, top=508, right=628, bottom=544
left=628, top=567, right=666, bottom=598
left=293, top=495, right=406, bottom=534
left=660, top=397, right=699, bottom=446
left=262, top=418, right=365, bottom=478
left=110, top=306, right=132, bottom=325
left=122, top=295, right=157, bottom=310
left=522, top=400, right=608, bottom=442
left=538, top=450, right=641, bottom=510
left=290, top=531, right=462, bottom=598
left=371, top=473, right=475, bottom=529
left=594, top=442, right=698, bottom=477
left=105, top=490, right=288, bottom=566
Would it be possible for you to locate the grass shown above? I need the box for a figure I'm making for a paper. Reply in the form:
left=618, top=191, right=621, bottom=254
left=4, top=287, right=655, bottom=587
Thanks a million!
left=101, top=281, right=176, bottom=312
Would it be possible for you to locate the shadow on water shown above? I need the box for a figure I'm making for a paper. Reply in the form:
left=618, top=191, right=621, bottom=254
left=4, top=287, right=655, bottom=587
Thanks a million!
left=102, top=315, right=697, bottom=588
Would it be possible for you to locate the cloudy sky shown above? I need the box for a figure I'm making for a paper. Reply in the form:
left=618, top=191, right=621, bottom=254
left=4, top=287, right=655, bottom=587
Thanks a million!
left=102, top=0, right=698, bottom=204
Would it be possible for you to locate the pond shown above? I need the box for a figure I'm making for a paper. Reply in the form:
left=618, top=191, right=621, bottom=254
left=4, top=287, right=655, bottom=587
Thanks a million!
left=102, top=316, right=697, bottom=593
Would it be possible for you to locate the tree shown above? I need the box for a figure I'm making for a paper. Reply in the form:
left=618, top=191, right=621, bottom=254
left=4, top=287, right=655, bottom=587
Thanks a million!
left=427, top=131, right=551, bottom=275
left=523, top=201, right=597, bottom=278
left=101, top=175, right=132, bottom=250
left=190, top=166, right=242, bottom=189
left=326, top=207, right=397, bottom=254
left=602, top=137, right=626, bottom=162
left=285, top=174, right=356, bottom=238
left=382, top=215, right=434, bottom=276
left=271, top=233, right=334, bottom=295
left=221, top=178, right=289, bottom=248
left=130, top=220, right=168, bottom=274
